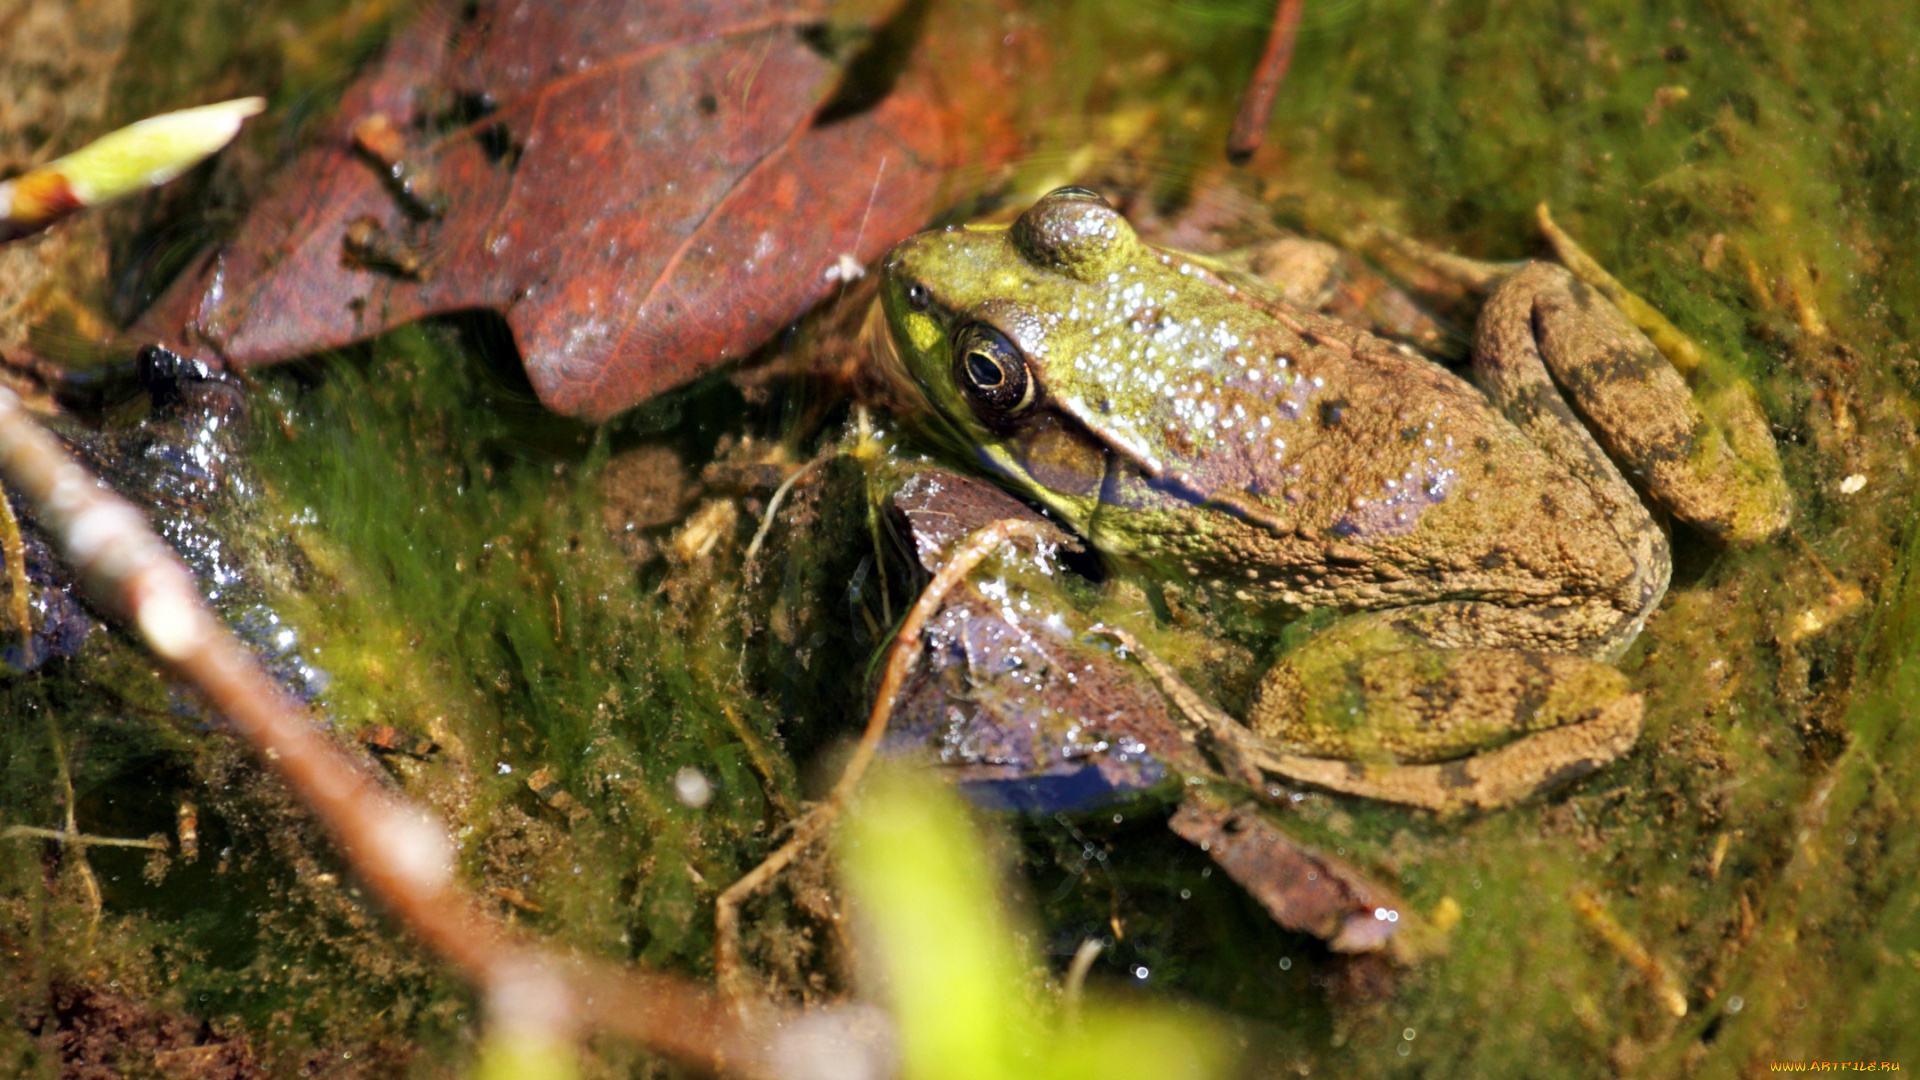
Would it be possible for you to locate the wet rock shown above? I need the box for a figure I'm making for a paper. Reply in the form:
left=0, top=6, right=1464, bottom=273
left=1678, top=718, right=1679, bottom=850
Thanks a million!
left=884, top=468, right=1193, bottom=812
left=4, top=345, right=327, bottom=700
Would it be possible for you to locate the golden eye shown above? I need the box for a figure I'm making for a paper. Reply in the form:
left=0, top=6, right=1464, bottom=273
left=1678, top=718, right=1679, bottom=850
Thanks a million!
left=953, top=324, right=1034, bottom=418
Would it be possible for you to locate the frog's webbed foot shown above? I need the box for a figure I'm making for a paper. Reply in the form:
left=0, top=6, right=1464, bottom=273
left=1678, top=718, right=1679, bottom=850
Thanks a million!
left=1528, top=206, right=1791, bottom=544
left=1390, top=206, right=1789, bottom=545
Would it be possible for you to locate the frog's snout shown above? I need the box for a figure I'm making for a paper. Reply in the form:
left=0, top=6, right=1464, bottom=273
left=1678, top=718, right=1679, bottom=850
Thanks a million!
left=879, top=229, right=942, bottom=284
left=861, top=298, right=917, bottom=395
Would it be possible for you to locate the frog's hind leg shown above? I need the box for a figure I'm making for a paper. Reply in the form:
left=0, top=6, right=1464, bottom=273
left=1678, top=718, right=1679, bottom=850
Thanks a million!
left=1247, top=699, right=1641, bottom=814
left=1479, top=259, right=1790, bottom=546
left=1471, top=261, right=1675, bottom=657
left=1244, top=614, right=1643, bottom=813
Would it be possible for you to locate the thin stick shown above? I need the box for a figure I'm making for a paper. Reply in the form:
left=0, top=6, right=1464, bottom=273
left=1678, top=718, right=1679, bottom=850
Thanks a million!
left=1571, top=886, right=1688, bottom=1018
left=1227, top=0, right=1305, bottom=164
left=714, top=518, right=1052, bottom=1002
left=49, top=733, right=103, bottom=917
left=742, top=459, right=817, bottom=571
left=0, top=386, right=821, bottom=1078
left=1536, top=203, right=1708, bottom=376
left=720, top=701, right=797, bottom=822
left=3, top=824, right=167, bottom=850
left=1062, top=937, right=1104, bottom=1028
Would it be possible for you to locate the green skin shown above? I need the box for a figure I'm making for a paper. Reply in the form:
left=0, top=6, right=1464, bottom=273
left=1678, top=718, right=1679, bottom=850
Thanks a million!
left=876, top=188, right=1790, bottom=812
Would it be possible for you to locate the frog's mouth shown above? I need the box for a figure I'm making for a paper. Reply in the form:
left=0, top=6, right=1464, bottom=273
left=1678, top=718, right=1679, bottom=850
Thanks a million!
left=1044, top=393, right=1167, bottom=478
left=860, top=299, right=941, bottom=423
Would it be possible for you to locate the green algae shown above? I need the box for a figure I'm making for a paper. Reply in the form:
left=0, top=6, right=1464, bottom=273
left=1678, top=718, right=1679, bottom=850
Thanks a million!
left=253, top=322, right=800, bottom=967
left=3, top=0, right=1920, bottom=1075
left=1191, top=2, right=1920, bottom=1072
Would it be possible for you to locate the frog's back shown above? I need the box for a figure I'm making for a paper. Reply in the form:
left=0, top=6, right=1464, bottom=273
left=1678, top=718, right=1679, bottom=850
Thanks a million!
left=1086, top=278, right=1655, bottom=653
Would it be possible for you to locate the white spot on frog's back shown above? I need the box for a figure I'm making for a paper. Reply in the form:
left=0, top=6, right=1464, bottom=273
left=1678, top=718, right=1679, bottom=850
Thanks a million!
left=1048, top=298, right=1327, bottom=484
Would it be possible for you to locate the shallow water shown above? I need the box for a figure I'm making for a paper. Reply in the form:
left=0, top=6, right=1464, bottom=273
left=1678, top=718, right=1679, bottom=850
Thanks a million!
left=3, top=0, right=1917, bottom=1075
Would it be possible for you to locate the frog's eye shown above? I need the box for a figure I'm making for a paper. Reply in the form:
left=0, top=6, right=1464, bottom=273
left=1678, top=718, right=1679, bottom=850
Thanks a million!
left=1012, top=187, right=1130, bottom=277
left=1041, top=185, right=1109, bottom=206
left=905, top=282, right=932, bottom=312
left=954, top=324, right=1035, bottom=419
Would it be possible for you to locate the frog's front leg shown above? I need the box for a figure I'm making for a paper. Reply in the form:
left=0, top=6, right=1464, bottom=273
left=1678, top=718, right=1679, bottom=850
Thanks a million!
left=1476, top=261, right=1791, bottom=546
left=1241, top=613, right=1643, bottom=813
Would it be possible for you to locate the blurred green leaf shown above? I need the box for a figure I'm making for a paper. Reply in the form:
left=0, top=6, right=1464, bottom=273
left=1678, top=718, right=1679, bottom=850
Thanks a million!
left=840, top=765, right=1233, bottom=1080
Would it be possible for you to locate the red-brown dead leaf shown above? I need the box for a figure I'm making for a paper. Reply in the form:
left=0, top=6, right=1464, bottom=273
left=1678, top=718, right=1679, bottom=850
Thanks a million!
left=135, top=0, right=1027, bottom=420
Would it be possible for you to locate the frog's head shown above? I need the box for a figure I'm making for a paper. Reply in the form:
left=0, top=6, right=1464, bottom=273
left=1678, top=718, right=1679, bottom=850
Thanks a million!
left=875, top=187, right=1147, bottom=532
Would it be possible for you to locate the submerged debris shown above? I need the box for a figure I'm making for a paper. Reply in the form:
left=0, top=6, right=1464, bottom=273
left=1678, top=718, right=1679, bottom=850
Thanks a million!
left=359, top=723, right=438, bottom=760
left=526, top=767, right=590, bottom=824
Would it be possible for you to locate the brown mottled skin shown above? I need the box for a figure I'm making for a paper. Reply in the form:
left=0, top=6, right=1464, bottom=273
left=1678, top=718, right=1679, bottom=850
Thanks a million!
left=875, top=188, right=1789, bottom=811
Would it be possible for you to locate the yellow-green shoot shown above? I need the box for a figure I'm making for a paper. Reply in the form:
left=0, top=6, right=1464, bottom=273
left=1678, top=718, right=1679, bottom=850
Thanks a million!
left=1, top=97, right=264, bottom=243
left=840, top=765, right=1235, bottom=1080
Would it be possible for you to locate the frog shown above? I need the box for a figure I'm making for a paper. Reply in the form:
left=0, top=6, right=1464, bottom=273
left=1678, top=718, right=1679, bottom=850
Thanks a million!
left=871, top=186, right=1791, bottom=813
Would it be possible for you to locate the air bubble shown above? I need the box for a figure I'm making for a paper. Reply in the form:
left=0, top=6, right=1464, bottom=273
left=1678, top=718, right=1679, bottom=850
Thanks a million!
left=673, top=766, right=713, bottom=808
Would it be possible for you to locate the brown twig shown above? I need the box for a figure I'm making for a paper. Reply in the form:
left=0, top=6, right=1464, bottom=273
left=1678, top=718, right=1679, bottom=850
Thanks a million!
left=714, top=518, right=1052, bottom=1003
left=1227, top=0, right=1306, bottom=164
left=1, top=825, right=168, bottom=852
left=0, top=386, right=865, bottom=1078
